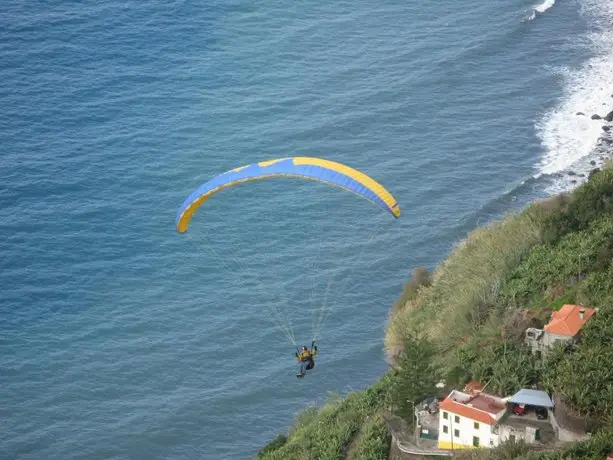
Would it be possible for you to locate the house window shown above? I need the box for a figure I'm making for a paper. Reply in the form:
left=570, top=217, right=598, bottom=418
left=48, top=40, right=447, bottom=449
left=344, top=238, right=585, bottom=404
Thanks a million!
left=443, top=411, right=448, bottom=420
left=490, top=440, right=494, bottom=446
left=509, top=434, right=516, bottom=443
left=443, top=425, right=448, bottom=434
left=454, top=429, right=460, bottom=438
left=454, top=415, right=460, bottom=424
left=473, top=436, right=479, bottom=447
left=474, top=422, right=479, bottom=430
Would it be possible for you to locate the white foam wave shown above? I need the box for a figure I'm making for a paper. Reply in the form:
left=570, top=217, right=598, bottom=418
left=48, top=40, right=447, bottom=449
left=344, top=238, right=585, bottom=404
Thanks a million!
left=535, top=0, right=556, bottom=14
left=525, top=0, right=555, bottom=21
left=535, top=0, right=613, bottom=192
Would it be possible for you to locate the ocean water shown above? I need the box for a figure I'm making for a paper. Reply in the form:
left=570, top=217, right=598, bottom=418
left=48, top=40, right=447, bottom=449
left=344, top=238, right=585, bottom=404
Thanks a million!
left=1, top=0, right=612, bottom=459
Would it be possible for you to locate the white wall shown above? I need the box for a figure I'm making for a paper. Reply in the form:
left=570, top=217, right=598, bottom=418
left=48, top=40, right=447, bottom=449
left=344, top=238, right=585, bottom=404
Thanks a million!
left=496, top=424, right=535, bottom=444
left=543, top=332, right=572, bottom=348
left=438, top=409, right=494, bottom=448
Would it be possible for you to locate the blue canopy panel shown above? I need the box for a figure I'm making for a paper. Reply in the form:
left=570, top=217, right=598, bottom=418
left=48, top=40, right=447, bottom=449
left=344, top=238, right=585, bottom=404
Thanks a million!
left=176, top=157, right=400, bottom=233
left=507, top=389, right=554, bottom=408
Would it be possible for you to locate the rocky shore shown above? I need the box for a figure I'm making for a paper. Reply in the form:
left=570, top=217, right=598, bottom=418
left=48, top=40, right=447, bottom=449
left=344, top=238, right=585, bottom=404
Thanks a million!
left=570, top=102, right=613, bottom=183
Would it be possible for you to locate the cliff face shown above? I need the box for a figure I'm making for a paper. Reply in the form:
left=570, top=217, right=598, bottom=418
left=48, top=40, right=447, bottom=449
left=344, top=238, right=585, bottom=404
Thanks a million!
left=385, top=164, right=613, bottom=419
left=258, top=163, right=613, bottom=460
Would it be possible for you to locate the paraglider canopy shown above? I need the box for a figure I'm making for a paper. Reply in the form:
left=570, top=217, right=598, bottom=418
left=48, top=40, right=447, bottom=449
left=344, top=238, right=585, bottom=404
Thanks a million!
left=174, top=156, right=401, bottom=348
left=176, top=157, right=400, bottom=233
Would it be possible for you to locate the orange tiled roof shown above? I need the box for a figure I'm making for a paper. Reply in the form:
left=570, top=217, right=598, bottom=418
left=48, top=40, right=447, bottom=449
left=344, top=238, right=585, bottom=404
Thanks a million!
left=439, top=396, right=503, bottom=426
left=543, top=305, right=596, bottom=336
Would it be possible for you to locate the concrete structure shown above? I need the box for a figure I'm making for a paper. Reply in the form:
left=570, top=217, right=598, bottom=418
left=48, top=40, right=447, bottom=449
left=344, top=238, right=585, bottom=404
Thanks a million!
left=493, top=415, right=555, bottom=445
left=415, top=397, right=440, bottom=441
left=384, top=410, right=453, bottom=459
left=525, top=305, right=596, bottom=354
left=495, top=422, right=540, bottom=444
left=547, top=407, right=591, bottom=443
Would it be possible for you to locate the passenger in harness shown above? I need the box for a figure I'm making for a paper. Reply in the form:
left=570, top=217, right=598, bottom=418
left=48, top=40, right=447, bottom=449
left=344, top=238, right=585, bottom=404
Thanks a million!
left=295, top=341, right=317, bottom=378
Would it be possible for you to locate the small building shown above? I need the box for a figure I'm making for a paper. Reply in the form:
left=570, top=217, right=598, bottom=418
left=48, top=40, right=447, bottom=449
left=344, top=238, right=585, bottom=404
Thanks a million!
left=494, top=421, right=541, bottom=445
left=437, top=390, right=507, bottom=449
left=437, top=389, right=551, bottom=450
left=525, top=305, right=596, bottom=354
left=415, top=396, right=441, bottom=440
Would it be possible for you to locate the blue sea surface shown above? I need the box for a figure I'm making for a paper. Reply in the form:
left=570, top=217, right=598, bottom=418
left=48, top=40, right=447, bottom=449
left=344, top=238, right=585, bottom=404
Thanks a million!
left=2, top=0, right=611, bottom=458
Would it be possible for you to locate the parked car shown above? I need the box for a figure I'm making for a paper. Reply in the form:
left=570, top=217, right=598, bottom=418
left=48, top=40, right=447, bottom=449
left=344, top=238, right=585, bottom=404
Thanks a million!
left=513, top=403, right=526, bottom=416
left=535, top=406, right=548, bottom=420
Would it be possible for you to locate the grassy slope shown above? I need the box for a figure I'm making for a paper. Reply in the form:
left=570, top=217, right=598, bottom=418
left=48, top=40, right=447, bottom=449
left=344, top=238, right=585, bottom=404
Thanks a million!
left=257, top=378, right=391, bottom=460
left=258, top=164, right=613, bottom=460
left=454, top=428, right=613, bottom=460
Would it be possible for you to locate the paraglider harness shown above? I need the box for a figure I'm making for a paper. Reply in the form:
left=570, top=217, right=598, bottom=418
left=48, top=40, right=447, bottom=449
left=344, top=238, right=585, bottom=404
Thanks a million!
left=296, top=341, right=317, bottom=371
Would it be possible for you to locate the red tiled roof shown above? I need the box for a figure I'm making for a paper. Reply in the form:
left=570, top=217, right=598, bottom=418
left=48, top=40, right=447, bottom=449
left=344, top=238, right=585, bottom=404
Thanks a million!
left=439, top=394, right=505, bottom=426
left=544, top=305, right=596, bottom=336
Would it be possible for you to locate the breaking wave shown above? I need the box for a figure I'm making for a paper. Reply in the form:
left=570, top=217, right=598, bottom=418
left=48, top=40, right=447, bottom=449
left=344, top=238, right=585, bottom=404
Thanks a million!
left=524, top=0, right=556, bottom=21
left=535, top=0, right=613, bottom=193
left=535, top=0, right=556, bottom=14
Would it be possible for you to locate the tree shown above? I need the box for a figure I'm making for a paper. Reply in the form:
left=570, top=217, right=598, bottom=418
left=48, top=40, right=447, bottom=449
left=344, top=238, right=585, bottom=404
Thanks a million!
left=389, top=332, right=440, bottom=422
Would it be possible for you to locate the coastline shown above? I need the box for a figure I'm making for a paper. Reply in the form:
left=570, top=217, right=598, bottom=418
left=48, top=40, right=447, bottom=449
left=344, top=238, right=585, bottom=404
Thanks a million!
left=257, top=109, right=613, bottom=458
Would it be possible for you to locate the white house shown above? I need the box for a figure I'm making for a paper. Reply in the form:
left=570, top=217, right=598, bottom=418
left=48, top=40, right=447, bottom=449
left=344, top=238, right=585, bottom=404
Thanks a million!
left=437, top=390, right=507, bottom=449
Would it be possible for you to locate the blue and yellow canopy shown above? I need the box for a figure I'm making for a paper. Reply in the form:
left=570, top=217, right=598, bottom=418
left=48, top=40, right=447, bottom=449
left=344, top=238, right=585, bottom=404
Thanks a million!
left=176, top=157, right=400, bottom=233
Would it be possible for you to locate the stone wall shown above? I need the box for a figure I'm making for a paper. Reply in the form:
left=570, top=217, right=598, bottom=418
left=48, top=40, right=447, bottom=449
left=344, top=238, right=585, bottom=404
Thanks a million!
left=548, top=409, right=589, bottom=443
left=551, top=393, right=588, bottom=433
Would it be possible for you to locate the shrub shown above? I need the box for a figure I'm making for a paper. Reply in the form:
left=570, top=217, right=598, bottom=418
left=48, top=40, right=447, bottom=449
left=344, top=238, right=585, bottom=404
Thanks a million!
left=499, top=215, right=613, bottom=307
left=453, top=439, right=530, bottom=459
left=346, top=413, right=390, bottom=460
left=457, top=339, right=539, bottom=396
left=524, top=429, right=613, bottom=459
left=257, top=379, right=392, bottom=460
left=542, top=165, right=613, bottom=243
left=390, top=267, right=432, bottom=317
left=541, top=308, right=613, bottom=420
left=257, top=434, right=288, bottom=458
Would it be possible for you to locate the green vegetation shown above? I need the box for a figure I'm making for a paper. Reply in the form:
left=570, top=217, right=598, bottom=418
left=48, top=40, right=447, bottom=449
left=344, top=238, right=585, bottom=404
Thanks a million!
left=388, top=332, right=440, bottom=421
left=525, top=428, right=613, bottom=460
left=345, top=413, right=390, bottom=460
left=455, top=429, right=613, bottom=460
left=258, top=164, right=613, bottom=459
left=453, top=439, right=531, bottom=460
left=257, top=378, right=391, bottom=460
left=389, top=164, right=613, bottom=417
